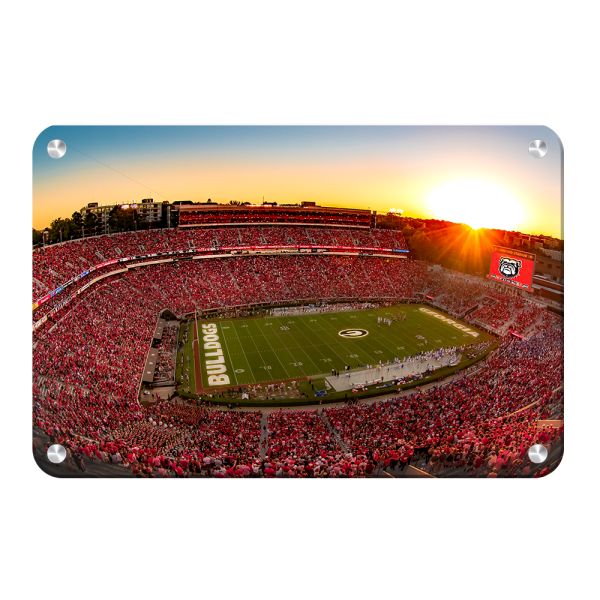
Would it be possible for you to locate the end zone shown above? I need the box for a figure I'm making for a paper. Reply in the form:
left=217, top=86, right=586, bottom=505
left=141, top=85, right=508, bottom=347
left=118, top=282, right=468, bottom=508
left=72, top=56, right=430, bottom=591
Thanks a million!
left=419, top=307, right=480, bottom=338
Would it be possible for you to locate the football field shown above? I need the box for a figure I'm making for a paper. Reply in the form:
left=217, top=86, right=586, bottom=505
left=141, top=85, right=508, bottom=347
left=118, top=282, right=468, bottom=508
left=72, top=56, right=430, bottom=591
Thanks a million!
left=188, top=305, right=494, bottom=390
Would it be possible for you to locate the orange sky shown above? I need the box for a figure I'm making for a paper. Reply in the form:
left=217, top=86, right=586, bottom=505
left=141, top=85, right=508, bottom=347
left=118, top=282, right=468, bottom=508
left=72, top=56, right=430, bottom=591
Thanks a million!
left=33, top=126, right=563, bottom=238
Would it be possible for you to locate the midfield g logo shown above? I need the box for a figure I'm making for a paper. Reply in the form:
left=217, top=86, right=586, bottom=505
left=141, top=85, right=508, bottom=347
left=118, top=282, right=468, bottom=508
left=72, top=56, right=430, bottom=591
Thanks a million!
left=498, top=256, right=522, bottom=279
left=338, top=328, right=369, bottom=338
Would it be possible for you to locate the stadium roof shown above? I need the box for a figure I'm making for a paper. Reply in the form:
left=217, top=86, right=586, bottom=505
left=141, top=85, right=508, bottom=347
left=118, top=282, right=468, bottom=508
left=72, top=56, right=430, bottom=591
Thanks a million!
left=142, top=349, right=159, bottom=383
left=532, top=283, right=564, bottom=296
left=153, top=318, right=166, bottom=340
left=178, top=204, right=371, bottom=214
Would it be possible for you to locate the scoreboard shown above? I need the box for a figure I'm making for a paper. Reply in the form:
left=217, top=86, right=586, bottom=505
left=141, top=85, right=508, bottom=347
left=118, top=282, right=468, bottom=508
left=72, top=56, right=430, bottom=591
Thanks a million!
left=487, top=245, right=536, bottom=291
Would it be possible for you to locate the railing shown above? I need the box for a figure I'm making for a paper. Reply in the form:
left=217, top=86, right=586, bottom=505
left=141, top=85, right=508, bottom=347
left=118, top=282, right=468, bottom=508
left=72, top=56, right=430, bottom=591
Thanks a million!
left=32, top=248, right=412, bottom=332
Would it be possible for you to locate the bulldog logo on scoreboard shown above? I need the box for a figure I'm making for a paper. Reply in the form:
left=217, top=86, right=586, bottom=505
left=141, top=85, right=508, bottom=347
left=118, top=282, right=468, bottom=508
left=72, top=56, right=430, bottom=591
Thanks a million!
left=338, top=329, right=369, bottom=338
left=498, top=256, right=522, bottom=279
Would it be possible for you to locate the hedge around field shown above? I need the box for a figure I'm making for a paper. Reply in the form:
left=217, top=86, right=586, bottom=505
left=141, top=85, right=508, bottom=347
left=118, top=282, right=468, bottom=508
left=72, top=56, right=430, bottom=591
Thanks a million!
left=174, top=338, right=500, bottom=408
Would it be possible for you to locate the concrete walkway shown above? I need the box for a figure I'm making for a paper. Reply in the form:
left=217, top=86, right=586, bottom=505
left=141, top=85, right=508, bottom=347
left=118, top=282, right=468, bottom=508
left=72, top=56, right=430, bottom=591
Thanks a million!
left=220, top=362, right=486, bottom=414
left=259, top=412, right=268, bottom=459
left=326, top=355, right=460, bottom=392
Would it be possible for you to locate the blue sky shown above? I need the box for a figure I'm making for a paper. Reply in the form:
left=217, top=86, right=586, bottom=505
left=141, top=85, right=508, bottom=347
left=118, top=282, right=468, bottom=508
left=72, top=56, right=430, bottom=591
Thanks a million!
left=33, top=125, right=563, bottom=237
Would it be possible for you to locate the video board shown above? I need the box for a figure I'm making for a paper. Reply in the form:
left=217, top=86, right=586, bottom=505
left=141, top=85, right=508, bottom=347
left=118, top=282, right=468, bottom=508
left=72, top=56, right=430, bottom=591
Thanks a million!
left=487, top=245, right=536, bottom=291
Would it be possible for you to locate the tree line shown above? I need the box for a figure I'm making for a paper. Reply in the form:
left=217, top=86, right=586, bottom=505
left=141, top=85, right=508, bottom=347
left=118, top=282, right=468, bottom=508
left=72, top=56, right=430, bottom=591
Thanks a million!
left=377, top=214, right=562, bottom=275
left=33, top=206, right=561, bottom=274
left=33, top=206, right=144, bottom=247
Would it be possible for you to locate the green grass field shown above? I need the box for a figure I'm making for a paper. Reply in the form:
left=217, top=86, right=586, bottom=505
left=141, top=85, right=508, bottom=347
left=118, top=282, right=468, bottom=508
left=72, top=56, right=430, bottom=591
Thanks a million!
left=181, top=305, right=494, bottom=394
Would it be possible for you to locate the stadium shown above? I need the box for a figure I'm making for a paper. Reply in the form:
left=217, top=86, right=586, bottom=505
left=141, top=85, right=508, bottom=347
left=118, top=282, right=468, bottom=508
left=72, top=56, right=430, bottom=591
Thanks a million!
left=32, top=202, right=564, bottom=478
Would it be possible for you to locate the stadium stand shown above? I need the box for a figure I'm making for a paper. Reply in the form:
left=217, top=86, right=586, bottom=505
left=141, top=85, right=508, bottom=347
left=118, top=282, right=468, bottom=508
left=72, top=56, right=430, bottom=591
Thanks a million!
left=32, top=224, right=563, bottom=478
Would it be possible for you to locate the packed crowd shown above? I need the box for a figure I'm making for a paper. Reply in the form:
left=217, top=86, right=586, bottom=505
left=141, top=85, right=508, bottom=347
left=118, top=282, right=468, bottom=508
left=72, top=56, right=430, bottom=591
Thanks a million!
left=33, top=226, right=409, bottom=301
left=324, top=327, right=563, bottom=476
left=263, top=410, right=375, bottom=479
left=33, top=277, right=161, bottom=400
left=270, top=301, right=378, bottom=317
left=530, top=310, right=563, bottom=337
left=266, top=410, right=338, bottom=466
left=423, top=272, right=487, bottom=315
left=178, top=208, right=373, bottom=228
left=35, top=378, right=263, bottom=476
left=466, top=293, right=526, bottom=332
left=207, top=308, right=258, bottom=320
left=439, top=286, right=484, bottom=314
left=154, top=324, right=178, bottom=381
left=35, top=255, right=425, bottom=322
left=32, top=230, right=563, bottom=477
left=509, top=303, right=546, bottom=336
left=33, top=319, right=563, bottom=477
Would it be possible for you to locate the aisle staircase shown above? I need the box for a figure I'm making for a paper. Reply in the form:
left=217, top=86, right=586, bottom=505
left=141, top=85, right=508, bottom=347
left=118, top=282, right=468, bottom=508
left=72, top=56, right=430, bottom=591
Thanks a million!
left=320, top=412, right=348, bottom=453
left=260, top=412, right=268, bottom=459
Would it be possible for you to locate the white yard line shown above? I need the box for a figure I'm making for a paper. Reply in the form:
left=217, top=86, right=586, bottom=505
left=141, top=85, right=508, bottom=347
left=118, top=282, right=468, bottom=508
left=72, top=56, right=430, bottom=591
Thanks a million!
left=230, top=320, right=260, bottom=384
left=252, top=319, right=294, bottom=381
left=310, top=312, right=379, bottom=367
left=277, top=313, right=349, bottom=375
left=267, top=315, right=327, bottom=376
left=334, top=310, right=399, bottom=363
left=262, top=318, right=309, bottom=378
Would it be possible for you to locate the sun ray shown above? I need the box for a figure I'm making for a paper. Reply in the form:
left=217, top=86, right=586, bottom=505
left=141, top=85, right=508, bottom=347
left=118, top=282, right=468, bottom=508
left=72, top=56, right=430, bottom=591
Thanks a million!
left=427, top=180, right=523, bottom=231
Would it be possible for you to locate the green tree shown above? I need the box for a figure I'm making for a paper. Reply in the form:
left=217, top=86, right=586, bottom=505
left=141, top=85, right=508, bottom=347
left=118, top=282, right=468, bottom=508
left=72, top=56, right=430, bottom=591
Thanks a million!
left=32, top=228, right=43, bottom=246
left=61, top=218, right=75, bottom=242
left=401, top=225, right=416, bottom=241
left=108, top=205, right=119, bottom=230
left=48, top=217, right=71, bottom=244
left=409, top=230, right=432, bottom=261
left=63, top=217, right=79, bottom=240
left=376, top=214, right=403, bottom=230
left=108, top=206, right=134, bottom=232
left=71, top=210, right=83, bottom=229
left=84, top=212, right=98, bottom=236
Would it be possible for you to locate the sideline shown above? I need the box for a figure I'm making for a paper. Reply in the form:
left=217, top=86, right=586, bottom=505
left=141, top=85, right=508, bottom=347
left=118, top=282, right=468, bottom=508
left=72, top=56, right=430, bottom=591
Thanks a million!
left=193, top=313, right=202, bottom=394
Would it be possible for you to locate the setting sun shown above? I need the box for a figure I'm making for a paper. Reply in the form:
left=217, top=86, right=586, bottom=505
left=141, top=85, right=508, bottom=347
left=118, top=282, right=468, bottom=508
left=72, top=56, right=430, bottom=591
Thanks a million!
left=427, top=180, right=524, bottom=231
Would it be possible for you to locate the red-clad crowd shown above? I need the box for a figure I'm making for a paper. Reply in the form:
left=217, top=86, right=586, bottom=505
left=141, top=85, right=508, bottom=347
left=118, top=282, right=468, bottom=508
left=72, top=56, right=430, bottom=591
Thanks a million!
left=33, top=226, right=409, bottom=302
left=32, top=226, right=563, bottom=478
left=510, top=303, right=546, bottom=336
left=33, top=322, right=563, bottom=477
left=466, top=293, right=525, bottom=332
left=34, top=277, right=160, bottom=400
left=325, top=327, right=563, bottom=476
left=35, top=378, right=263, bottom=477
left=266, top=410, right=336, bottom=463
left=34, top=254, right=426, bottom=324
left=155, top=324, right=178, bottom=381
